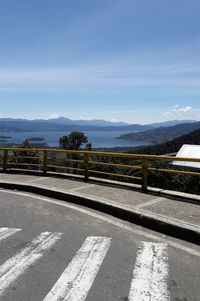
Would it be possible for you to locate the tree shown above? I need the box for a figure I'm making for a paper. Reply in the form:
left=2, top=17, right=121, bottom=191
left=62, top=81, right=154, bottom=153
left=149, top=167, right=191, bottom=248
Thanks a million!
left=59, top=131, right=90, bottom=150
left=12, top=138, right=40, bottom=169
left=59, top=132, right=92, bottom=172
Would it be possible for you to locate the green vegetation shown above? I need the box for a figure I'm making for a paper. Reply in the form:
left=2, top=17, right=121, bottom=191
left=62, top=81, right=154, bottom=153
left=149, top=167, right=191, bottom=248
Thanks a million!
left=59, top=131, right=92, bottom=150
left=146, top=160, right=200, bottom=195
left=117, top=128, right=200, bottom=194
left=46, top=132, right=92, bottom=173
left=11, top=138, right=41, bottom=169
left=56, top=129, right=200, bottom=195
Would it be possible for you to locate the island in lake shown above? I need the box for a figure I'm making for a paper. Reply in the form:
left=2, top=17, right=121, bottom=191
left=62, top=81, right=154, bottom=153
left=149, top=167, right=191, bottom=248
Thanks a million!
left=28, top=137, right=45, bottom=142
left=0, top=136, right=11, bottom=139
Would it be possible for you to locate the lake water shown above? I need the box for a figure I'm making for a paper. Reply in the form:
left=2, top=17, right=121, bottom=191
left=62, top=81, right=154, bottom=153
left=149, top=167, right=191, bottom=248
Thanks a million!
left=0, top=130, right=150, bottom=148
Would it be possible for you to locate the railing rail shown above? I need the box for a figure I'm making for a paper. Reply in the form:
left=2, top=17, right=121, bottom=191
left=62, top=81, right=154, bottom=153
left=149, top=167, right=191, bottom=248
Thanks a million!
left=0, top=147, right=200, bottom=192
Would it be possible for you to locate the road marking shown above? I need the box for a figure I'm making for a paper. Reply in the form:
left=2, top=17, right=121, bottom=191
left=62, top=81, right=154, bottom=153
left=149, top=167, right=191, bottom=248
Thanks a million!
left=69, top=184, right=95, bottom=192
left=43, top=236, right=111, bottom=301
left=135, top=197, right=165, bottom=209
left=128, top=242, right=170, bottom=301
left=0, top=231, right=62, bottom=296
left=26, top=177, right=49, bottom=183
left=0, top=227, right=21, bottom=242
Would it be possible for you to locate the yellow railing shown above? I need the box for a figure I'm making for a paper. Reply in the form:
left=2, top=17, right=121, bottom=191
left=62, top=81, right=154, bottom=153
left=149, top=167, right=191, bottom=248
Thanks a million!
left=0, top=147, right=200, bottom=192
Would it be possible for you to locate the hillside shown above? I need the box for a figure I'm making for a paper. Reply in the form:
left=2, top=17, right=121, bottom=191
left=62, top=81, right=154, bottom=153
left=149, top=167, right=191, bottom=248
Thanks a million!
left=148, top=119, right=196, bottom=128
left=117, top=122, right=200, bottom=144
left=133, top=128, right=200, bottom=155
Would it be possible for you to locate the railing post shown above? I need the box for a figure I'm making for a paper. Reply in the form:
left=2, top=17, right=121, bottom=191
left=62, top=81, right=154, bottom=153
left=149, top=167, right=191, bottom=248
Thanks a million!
left=43, top=151, right=48, bottom=174
left=84, top=153, right=89, bottom=181
left=3, top=150, right=8, bottom=172
left=142, top=157, right=148, bottom=192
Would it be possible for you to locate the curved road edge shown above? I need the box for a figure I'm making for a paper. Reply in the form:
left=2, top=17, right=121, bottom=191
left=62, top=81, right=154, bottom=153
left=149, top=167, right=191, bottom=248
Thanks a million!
left=0, top=180, right=199, bottom=245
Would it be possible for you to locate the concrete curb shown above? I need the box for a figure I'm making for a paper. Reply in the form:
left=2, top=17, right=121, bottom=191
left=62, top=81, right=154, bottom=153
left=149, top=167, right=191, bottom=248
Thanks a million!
left=0, top=181, right=199, bottom=245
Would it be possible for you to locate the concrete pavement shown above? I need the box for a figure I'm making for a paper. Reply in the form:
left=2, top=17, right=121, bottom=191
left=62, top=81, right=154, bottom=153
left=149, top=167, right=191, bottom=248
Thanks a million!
left=0, top=190, right=199, bottom=301
left=0, top=171, right=199, bottom=244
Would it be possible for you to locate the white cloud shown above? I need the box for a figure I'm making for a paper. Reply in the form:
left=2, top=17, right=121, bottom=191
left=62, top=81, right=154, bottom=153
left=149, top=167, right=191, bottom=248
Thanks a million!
left=48, top=113, right=61, bottom=119
left=162, top=105, right=200, bottom=120
left=0, top=112, right=7, bottom=118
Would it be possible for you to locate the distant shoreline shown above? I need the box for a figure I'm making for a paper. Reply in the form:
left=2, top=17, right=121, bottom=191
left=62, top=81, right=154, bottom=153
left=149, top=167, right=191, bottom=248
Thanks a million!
left=0, top=143, right=142, bottom=153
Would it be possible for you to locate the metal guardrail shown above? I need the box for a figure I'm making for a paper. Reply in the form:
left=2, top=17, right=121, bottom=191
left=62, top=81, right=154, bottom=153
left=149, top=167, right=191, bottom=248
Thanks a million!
left=0, top=147, right=200, bottom=192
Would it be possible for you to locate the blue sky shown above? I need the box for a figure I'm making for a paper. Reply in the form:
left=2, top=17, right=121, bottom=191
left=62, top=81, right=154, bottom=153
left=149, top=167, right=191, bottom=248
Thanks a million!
left=0, top=0, right=200, bottom=124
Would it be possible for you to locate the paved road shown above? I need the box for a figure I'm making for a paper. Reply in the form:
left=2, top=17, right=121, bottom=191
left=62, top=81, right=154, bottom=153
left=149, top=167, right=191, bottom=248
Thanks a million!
left=0, top=190, right=199, bottom=301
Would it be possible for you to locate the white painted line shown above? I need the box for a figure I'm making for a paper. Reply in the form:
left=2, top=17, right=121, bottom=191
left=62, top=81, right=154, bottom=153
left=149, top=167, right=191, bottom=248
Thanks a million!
left=26, top=177, right=49, bottom=183
left=69, top=184, right=95, bottom=192
left=135, top=197, right=165, bottom=209
left=0, top=231, right=62, bottom=296
left=0, top=227, right=21, bottom=242
left=43, top=236, right=111, bottom=301
left=128, top=242, right=170, bottom=301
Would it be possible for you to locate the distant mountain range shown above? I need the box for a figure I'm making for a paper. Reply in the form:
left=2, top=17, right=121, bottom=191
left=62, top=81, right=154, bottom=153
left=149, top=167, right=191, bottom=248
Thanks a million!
left=118, top=121, right=200, bottom=144
left=46, top=117, right=128, bottom=127
left=0, top=117, right=197, bottom=133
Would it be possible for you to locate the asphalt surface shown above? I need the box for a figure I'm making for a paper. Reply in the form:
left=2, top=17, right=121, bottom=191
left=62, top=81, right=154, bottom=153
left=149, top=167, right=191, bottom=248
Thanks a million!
left=0, top=173, right=199, bottom=245
left=0, top=190, right=199, bottom=301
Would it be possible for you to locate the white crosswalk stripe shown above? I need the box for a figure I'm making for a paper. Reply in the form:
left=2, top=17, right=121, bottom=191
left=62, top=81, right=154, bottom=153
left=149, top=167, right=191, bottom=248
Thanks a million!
left=43, top=236, right=112, bottom=301
left=0, top=227, right=21, bottom=242
left=0, top=228, right=170, bottom=300
left=128, top=242, right=170, bottom=301
left=0, top=231, right=63, bottom=297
